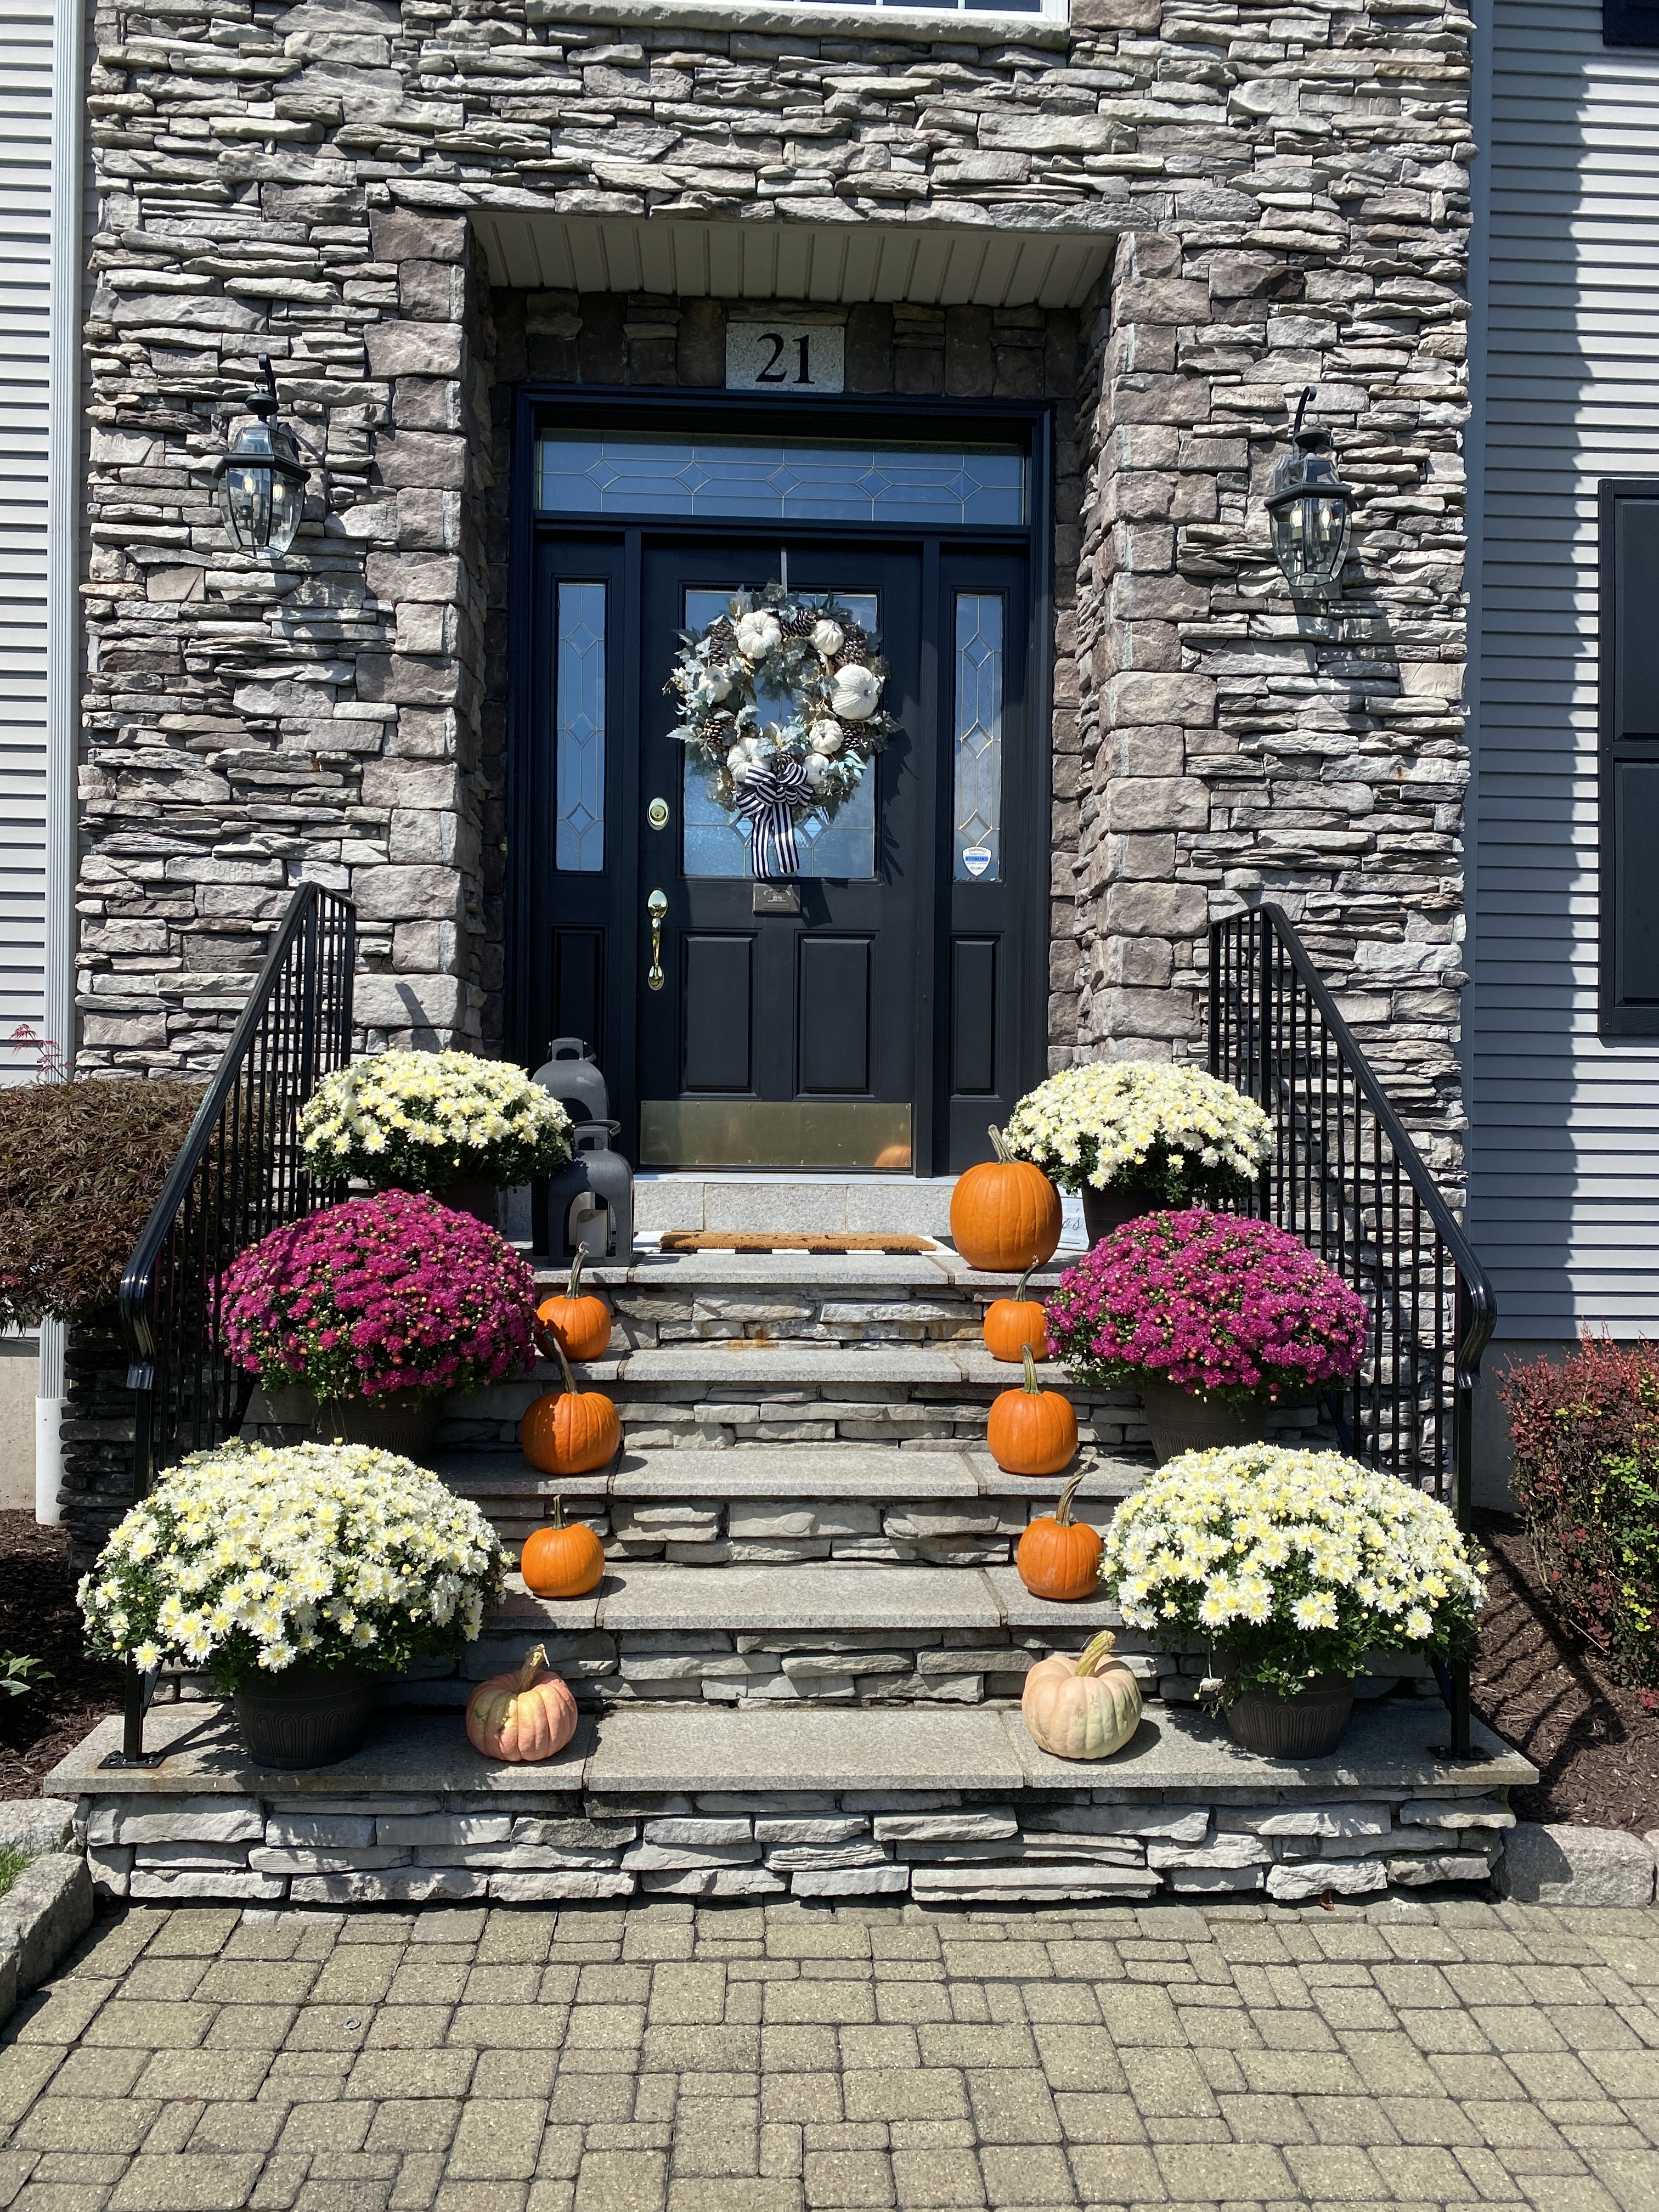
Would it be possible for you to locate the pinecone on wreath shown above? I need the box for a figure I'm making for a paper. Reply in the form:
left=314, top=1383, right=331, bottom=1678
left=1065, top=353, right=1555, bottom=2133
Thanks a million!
left=783, top=606, right=816, bottom=639
left=838, top=633, right=868, bottom=665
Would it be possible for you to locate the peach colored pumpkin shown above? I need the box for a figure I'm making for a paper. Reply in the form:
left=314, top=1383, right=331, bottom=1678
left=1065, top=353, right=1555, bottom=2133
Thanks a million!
left=466, top=1643, right=578, bottom=1763
left=1021, top=1630, right=1143, bottom=1761
left=520, top=1339, right=620, bottom=1477
left=986, top=1346, right=1078, bottom=1476
left=1015, top=1470, right=1103, bottom=1602
left=984, top=1263, right=1051, bottom=1363
left=536, top=1249, right=612, bottom=1363
left=950, top=1125, right=1062, bottom=1274
left=521, top=1496, right=606, bottom=1599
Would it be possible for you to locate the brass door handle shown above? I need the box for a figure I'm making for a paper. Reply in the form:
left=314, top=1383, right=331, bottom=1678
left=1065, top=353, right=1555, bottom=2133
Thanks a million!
left=647, top=890, right=668, bottom=992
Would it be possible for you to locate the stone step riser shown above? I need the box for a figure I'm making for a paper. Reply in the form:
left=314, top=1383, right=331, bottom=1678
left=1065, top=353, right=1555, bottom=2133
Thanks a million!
left=78, top=1775, right=1511, bottom=1912
left=436, top=1387, right=1329, bottom=1458
left=467, top=1493, right=1126, bottom=1564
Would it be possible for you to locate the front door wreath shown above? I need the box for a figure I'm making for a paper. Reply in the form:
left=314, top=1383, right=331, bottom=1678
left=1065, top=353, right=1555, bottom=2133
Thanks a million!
left=665, top=583, right=899, bottom=877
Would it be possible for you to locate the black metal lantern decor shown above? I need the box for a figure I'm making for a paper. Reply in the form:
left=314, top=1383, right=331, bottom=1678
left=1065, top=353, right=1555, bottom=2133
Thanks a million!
left=213, top=354, right=308, bottom=557
left=1266, top=387, right=1355, bottom=594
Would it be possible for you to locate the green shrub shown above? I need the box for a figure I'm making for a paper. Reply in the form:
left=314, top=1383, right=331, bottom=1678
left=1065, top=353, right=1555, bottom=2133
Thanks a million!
left=0, top=1076, right=202, bottom=1330
left=1500, top=1335, right=1659, bottom=1690
left=0, top=1845, right=29, bottom=1902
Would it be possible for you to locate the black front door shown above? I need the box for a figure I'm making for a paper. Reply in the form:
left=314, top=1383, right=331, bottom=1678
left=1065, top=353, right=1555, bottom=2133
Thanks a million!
left=515, top=404, right=1049, bottom=1176
left=635, top=541, right=923, bottom=1171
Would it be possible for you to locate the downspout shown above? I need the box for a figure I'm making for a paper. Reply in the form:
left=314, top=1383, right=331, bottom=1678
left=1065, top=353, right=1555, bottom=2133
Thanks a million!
left=37, top=0, right=85, bottom=1522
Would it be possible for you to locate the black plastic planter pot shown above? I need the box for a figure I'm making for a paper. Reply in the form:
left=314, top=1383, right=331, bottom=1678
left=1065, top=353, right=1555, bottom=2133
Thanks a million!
left=1139, top=1378, right=1273, bottom=1466
left=233, top=1663, right=377, bottom=1769
left=1223, top=1673, right=1355, bottom=1760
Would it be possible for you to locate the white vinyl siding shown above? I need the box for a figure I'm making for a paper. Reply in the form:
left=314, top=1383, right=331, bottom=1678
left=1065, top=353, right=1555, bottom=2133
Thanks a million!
left=1470, top=0, right=1659, bottom=1331
left=0, top=0, right=53, bottom=1068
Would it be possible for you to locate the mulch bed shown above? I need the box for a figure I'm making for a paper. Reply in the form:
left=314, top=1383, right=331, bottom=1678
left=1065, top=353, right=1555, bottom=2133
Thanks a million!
left=1, top=1511, right=121, bottom=1802
left=2, top=1504, right=1655, bottom=1835
left=1470, top=1510, right=1659, bottom=1838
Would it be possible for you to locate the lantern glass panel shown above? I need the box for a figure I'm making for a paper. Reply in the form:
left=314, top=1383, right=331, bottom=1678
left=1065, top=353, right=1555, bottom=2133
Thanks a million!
left=222, top=459, right=303, bottom=556
left=1271, top=488, right=1348, bottom=588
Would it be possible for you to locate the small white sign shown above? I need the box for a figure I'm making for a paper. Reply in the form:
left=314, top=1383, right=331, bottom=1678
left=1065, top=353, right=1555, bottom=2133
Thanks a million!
left=961, top=846, right=992, bottom=879
left=726, top=320, right=845, bottom=394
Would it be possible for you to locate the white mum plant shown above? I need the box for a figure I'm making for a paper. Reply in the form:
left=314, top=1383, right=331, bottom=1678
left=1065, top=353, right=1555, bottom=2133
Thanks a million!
left=1002, top=1060, right=1273, bottom=1202
left=80, top=1442, right=506, bottom=1691
left=300, top=1048, right=571, bottom=1195
left=1099, top=1444, right=1485, bottom=1700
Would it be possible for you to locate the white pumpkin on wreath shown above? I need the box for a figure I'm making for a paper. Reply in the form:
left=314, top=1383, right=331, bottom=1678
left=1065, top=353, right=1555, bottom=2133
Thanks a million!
left=665, top=584, right=899, bottom=877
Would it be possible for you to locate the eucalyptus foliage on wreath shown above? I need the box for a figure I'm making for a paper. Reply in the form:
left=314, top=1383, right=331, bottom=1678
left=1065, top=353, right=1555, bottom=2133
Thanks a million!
left=666, top=583, right=899, bottom=877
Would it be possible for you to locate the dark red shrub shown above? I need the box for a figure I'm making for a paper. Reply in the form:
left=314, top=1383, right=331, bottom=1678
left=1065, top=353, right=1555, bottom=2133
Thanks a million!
left=1499, top=1335, right=1659, bottom=1689
left=0, top=1077, right=202, bottom=1330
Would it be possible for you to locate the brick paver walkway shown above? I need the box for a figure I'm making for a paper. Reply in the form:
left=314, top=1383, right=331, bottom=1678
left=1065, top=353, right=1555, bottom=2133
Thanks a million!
left=2, top=1898, right=1657, bottom=2212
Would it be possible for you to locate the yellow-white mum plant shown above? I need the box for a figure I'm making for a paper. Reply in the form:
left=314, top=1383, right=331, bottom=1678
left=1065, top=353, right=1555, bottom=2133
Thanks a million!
left=300, top=1049, right=571, bottom=1194
left=1098, top=1444, right=1485, bottom=1699
left=1002, top=1060, right=1272, bottom=1202
left=80, top=1442, right=505, bottom=1692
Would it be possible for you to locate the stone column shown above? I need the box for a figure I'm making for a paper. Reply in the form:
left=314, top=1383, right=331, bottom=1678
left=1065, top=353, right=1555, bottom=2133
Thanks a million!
left=351, top=210, right=490, bottom=1048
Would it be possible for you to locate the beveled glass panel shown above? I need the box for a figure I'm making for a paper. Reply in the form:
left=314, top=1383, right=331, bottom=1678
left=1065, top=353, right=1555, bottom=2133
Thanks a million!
left=953, top=592, right=1003, bottom=882
left=537, top=435, right=1025, bottom=527
left=640, top=1099, right=913, bottom=1169
left=556, top=581, right=606, bottom=872
left=680, top=589, right=878, bottom=881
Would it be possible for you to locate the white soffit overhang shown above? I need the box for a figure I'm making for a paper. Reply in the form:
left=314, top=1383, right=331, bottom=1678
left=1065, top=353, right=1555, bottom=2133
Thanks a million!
left=470, top=210, right=1114, bottom=311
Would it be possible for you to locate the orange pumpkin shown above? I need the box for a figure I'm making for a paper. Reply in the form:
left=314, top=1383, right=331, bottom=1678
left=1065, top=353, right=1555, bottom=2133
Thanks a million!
left=466, top=1643, right=578, bottom=1763
left=984, top=1263, right=1050, bottom=1364
left=521, top=1494, right=606, bottom=1599
left=536, top=1249, right=612, bottom=1363
left=1016, top=1469, right=1103, bottom=1601
left=987, top=1345, right=1078, bottom=1476
left=520, top=1339, right=621, bottom=1477
left=951, top=1125, right=1061, bottom=1273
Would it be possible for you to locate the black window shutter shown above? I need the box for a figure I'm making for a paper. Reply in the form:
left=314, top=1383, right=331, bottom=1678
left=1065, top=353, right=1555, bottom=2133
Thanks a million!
left=1606, top=0, right=1659, bottom=43
left=1600, top=482, right=1659, bottom=1033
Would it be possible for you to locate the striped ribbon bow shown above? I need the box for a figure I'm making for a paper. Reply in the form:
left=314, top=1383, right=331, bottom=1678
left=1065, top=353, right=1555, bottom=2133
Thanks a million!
left=735, top=757, right=813, bottom=879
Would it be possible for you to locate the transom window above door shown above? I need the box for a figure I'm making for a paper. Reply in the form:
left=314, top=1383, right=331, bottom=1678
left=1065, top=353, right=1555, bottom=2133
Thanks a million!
left=535, top=433, right=1026, bottom=528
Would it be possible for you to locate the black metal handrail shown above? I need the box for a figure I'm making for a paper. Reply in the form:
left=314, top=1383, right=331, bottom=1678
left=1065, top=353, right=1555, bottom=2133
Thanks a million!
left=1208, top=903, right=1497, bottom=1757
left=112, top=883, right=356, bottom=1761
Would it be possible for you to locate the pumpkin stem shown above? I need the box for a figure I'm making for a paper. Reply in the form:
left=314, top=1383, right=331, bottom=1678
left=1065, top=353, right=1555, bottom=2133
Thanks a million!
left=1015, top=1262, right=1034, bottom=1302
left=987, top=1122, right=1009, bottom=1162
left=1075, top=1629, right=1118, bottom=1679
left=550, top=1336, right=579, bottom=1396
left=516, top=1643, right=549, bottom=1693
left=1054, top=1469, right=1087, bottom=1527
left=552, top=1494, right=566, bottom=1530
left=1022, top=1344, right=1040, bottom=1393
left=566, top=1248, right=586, bottom=1301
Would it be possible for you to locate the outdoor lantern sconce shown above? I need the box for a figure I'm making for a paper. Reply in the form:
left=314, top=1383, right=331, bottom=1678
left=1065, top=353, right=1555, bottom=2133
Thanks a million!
left=1267, top=387, right=1355, bottom=594
left=213, top=354, right=309, bottom=557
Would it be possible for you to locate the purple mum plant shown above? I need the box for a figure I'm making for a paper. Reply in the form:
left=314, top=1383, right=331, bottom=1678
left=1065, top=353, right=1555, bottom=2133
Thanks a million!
left=220, top=1190, right=537, bottom=1406
left=1046, top=1209, right=1369, bottom=1405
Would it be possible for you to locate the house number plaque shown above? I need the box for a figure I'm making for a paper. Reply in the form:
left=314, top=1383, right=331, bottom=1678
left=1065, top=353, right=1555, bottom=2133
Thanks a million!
left=726, top=321, right=845, bottom=395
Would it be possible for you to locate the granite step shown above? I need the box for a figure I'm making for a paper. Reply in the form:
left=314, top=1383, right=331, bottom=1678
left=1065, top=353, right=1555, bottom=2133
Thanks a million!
left=379, top=1562, right=1147, bottom=1718
left=490, top=1562, right=1125, bottom=1637
left=631, top=1174, right=962, bottom=1239
left=49, top=1699, right=1536, bottom=1912
left=435, top=1442, right=1151, bottom=1554
left=433, top=1340, right=1217, bottom=1462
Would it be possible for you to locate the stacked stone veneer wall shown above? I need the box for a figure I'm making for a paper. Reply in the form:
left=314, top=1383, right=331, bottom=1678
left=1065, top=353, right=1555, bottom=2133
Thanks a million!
left=80, top=0, right=1471, bottom=1167
left=77, top=1785, right=1513, bottom=1908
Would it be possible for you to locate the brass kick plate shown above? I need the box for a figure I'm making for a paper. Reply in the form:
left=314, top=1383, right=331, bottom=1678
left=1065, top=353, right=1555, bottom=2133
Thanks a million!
left=753, top=882, right=800, bottom=915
